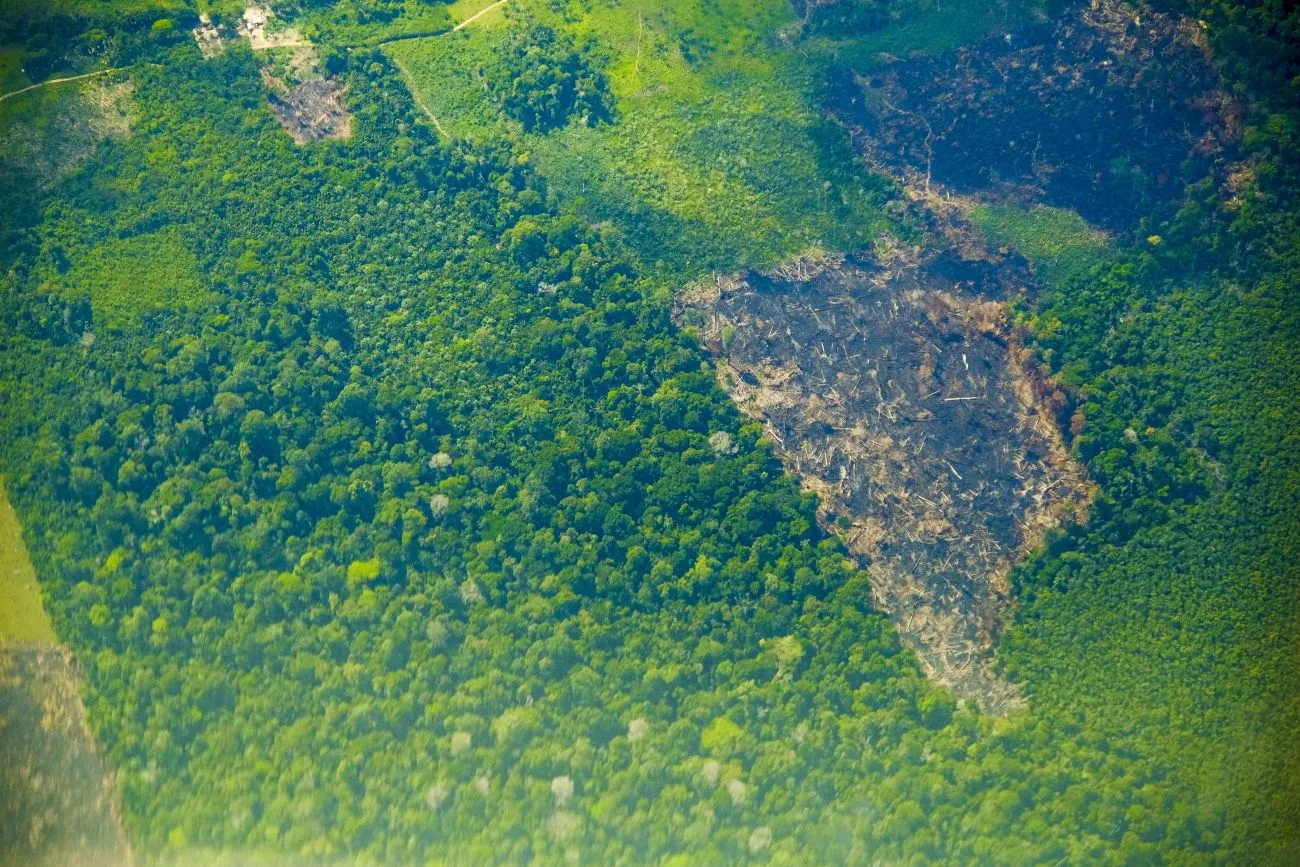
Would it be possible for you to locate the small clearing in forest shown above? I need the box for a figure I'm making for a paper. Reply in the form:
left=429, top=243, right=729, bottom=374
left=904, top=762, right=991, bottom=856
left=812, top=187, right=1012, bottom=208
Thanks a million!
left=260, top=44, right=351, bottom=145
left=0, top=77, right=133, bottom=189
left=237, top=4, right=305, bottom=51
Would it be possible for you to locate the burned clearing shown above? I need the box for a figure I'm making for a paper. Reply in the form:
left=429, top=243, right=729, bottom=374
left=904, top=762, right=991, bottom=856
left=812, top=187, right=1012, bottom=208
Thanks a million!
left=265, top=75, right=352, bottom=144
left=826, top=0, right=1238, bottom=230
left=194, top=8, right=349, bottom=145
left=259, top=44, right=352, bottom=145
left=678, top=246, right=1090, bottom=710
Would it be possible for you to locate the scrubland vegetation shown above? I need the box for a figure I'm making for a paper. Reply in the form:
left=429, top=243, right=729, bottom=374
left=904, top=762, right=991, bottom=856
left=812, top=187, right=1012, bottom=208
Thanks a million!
left=0, top=0, right=1296, bottom=863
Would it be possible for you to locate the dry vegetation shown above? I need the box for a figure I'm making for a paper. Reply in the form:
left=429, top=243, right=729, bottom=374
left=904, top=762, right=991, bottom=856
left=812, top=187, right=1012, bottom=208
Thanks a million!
left=0, top=649, right=130, bottom=867
left=0, top=78, right=133, bottom=189
left=678, top=242, right=1091, bottom=711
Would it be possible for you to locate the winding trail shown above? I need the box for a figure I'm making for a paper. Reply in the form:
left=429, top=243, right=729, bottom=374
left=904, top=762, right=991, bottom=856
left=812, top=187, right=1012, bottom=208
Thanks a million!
left=380, top=0, right=509, bottom=140
left=0, top=68, right=120, bottom=105
left=389, top=54, right=451, bottom=140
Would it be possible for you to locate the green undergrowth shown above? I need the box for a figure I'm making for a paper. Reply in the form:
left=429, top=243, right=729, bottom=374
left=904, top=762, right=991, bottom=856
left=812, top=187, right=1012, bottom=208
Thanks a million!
left=969, top=202, right=1111, bottom=282
left=51, top=227, right=212, bottom=328
left=806, top=0, right=1047, bottom=71
left=386, top=0, right=897, bottom=276
left=299, top=2, right=454, bottom=47
left=0, top=44, right=27, bottom=90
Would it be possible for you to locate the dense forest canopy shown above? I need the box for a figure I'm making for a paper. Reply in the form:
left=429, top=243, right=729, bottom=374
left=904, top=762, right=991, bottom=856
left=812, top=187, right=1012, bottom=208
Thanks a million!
left=0, top=0, right=1296, bottom=864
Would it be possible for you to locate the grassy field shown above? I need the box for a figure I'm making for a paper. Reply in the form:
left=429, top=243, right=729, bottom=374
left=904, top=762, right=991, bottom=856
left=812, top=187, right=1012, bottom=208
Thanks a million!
left=808, top=0, right=1045, bottom=70
left=386, top=0, right=897, bottom=275
left=0, top=481, right=54, bottom=646
left=445, top=0, right=509, bottom=28
left=968, top=202, right=1111, bottom=282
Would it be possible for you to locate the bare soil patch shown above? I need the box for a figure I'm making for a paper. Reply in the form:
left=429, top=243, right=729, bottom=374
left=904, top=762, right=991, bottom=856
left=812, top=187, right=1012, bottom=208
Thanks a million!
left=237, top=5, right=305, bottom=52
left=0, top=648, right=130, bottom=867
left=0, top=78, right=133, bottom=189
left=258, top=41, right=352, bottom=145
left=263, top=72, right=352, bottom=144
left=193, top=14, right=224, bottom=59
left=678, top=242, right=1090, bottom=711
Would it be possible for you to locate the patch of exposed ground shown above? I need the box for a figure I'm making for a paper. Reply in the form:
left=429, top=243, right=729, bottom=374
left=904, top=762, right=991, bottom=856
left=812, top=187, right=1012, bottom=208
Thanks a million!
left=677, top=243, right=1090, bottom=710
left=0, top=648, right=130, bottom=866
left=826, top=0, right=1239, bottom=231
left=193, top=14, right=224, bottom=59
left=237, top=4, right=305, bottom=51
left=262, top=64, right=352, bottom=144
left=0, top=78, right=133, bottom=189
left=193, top=6, right=349, bottom=144
left=256, top=37, right=351, bottom=144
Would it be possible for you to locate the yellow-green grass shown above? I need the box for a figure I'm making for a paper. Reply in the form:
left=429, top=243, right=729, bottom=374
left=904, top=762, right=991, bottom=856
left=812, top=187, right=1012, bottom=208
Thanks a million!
left=446, top=0, right=509, bottom=29
left=388, top=0, right=895, bottom=275
left=968, top=203, right=1110, bottom=281
left=0, top=480, right=55, bottom=645
left=56, top=227, right=214, bottom=328
left=806, top=0, right=1047, bottom=70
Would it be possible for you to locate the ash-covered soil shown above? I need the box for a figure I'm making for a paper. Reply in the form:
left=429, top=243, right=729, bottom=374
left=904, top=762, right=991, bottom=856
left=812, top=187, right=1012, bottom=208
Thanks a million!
left=826, top=0, right=1238, bottom=230
left=678, top=245, right=1090, bottom=710
left=267, top=77, right=352, bottom=144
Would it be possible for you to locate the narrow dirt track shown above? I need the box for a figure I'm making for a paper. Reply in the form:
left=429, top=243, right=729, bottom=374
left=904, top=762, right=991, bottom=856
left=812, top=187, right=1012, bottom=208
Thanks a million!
left=453, top=0, right=509, bottom=32
left=0, top=68, right=119, bottom=105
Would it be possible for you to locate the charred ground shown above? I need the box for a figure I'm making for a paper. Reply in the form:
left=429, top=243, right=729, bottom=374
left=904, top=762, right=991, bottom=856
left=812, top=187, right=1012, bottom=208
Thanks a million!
left=677, top=243, right=1090, bottom=710
left=825, top=0, right=1238, bottom=231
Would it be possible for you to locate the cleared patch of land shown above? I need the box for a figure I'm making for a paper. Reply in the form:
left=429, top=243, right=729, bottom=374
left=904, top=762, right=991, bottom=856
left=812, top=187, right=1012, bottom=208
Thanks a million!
left=678, top=244, right=1092, bottom=711
left=0, top=649, right=131, bottom=867
left=825, top=0, right=1237, bottom=232
left=448, top=0, right=509, bottom=30
left=0, top=481, right=53, bottom=645
left=0, top=74, right=133, bottom=189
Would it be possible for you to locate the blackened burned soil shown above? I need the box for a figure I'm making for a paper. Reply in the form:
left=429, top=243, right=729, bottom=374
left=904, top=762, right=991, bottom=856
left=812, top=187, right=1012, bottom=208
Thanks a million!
left=267, top=78, right=352, bottom=144
left=826, top=0, right=1238, bottom=230
left=678, top=247, right=1090, bottom=711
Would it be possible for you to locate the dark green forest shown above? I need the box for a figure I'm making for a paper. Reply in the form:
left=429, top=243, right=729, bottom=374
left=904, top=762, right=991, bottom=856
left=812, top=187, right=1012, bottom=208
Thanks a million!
left=0, top=0, right=1296, bottom=864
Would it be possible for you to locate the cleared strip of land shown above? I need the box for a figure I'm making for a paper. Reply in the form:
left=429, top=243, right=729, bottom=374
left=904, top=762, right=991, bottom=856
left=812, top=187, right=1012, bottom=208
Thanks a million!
left=453, top=0, right=509, bottom=31
left=0, top=481, right=54, bottom=645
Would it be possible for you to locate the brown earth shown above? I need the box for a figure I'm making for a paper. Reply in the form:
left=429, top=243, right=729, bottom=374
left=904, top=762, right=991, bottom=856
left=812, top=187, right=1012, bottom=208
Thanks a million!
left=0, top=648, right=131, bottom=867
